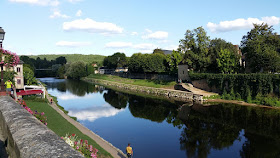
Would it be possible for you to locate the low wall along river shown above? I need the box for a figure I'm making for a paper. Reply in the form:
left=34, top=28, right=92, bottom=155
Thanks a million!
left=83, top=78, right=203, bottom=102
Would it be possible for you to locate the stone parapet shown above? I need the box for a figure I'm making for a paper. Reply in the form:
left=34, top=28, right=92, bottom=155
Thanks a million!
left=0, top=96, right=84, bottom=158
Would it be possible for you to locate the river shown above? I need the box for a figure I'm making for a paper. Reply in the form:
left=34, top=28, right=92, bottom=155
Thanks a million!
left=39, top=78, right=280, bottom=158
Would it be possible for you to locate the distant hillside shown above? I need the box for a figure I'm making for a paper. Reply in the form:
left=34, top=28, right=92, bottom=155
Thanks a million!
left=28, top=54, right=105, bottom=65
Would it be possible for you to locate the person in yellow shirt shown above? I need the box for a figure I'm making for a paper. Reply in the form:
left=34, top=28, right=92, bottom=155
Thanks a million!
left=4, top=80, right=13, bottom=95
left=126, top=143, right=133, bottom=158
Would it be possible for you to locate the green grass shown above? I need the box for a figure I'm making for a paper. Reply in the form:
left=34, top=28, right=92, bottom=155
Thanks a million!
left=87, top=74, right=176, bottom=88
left=25, top=100, right=112, bottom=158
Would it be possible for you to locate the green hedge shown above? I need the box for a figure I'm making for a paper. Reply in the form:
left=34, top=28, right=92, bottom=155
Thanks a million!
left=189, top=73, right=280, bottom=104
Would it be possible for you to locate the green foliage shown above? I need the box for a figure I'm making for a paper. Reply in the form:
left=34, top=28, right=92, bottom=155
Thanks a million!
left=86, top=64, right=95, bottom=76
left=103, top=52, right=127, bottom=69
left=128, top=53, right=167, bottom=73
left=166, top=50, right=183, bottom=73
left=190, top=73, right=280, bottom=106
left=27, top=54, right=105, bottom=66
left=66, top=61, right=87, bottom=80
left=216, top=49, right=240, bottom=74
left=3, top=71, right=16, bottom=84
left=153, top=48, right=165, bottom=55
left=57, top=65, right=65, bottom=79
left=241, top=23, right=280, bottom=72
left=179, top=26, right=211, bottom=72
left=23, top=66, right=37, bottom=85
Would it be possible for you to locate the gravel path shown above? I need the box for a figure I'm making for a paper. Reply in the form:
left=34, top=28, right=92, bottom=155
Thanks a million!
left=46, top=92, right=127, bottom=158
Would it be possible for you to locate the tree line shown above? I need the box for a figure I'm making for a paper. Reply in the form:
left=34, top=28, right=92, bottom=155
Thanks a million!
left=103, top=23, right=280, bottom=74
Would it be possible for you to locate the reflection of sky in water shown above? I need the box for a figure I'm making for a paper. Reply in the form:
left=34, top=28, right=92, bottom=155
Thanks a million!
left=45, top=81, right=124, bottom=122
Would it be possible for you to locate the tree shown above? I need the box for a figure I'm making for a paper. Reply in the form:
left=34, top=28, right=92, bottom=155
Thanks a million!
left=179, top=26, right=211, bottom=72
left=166, top=50, right=183, bottom=73
left=153, top=48, right=165, bottom=55
left=23, top=66, right=36, bottom=85
left=55, top=56, right=67, bottom=65
left=208, top=38, right=239, bottom=72
left=66, top=61, right=86, bottom=80
left=128, top=53, right=167, bottom=73
left=216, top=49, right=239, bottom=74
left=103, top=52, right=127, bottom=69
left=241, top=23, right=280, bottom=72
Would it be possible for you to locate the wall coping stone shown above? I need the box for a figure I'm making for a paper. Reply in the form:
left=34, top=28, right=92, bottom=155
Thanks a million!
left=0, top=96, right=84, bottom=158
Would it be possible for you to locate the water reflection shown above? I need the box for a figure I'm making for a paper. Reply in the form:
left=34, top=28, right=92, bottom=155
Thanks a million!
left=40, top=78, right=280, bottom=158
left=68, top=103, right=124, bottom=122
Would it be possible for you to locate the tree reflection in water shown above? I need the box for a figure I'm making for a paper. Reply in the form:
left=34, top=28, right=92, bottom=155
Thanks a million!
left=104, top=91, right=280, bottom=158
left=41, top=78, right=280, bottom=157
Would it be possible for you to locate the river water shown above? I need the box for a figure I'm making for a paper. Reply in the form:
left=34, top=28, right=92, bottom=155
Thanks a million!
left=39, top=78, right=280, bottom=158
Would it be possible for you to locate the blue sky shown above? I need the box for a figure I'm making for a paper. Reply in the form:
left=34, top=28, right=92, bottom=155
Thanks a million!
left=0, top=0, right=279, bottom=56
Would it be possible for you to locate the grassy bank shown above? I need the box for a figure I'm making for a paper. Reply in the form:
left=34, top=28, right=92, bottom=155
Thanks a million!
left=87, top=74, right=176, bottom=88
left=25, top=99, right=112, bottom=158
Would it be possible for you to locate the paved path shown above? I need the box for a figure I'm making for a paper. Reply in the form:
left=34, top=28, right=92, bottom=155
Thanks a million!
left=46, top=92, right=127, bottom=158
left=181, top=83, right=218, bottom=97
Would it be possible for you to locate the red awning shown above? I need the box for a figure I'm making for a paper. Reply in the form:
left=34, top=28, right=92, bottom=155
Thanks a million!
left=16, top=90, right=43, bottom=96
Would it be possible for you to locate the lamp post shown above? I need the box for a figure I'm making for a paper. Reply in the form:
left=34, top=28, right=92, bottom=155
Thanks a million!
left=0, top=27, right=6, bottom=92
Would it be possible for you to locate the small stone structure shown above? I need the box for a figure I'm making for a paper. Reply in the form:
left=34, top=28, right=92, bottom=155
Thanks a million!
left=178, top=63, right=190, bottom=82
left=0, top=96, right=84, bottom=158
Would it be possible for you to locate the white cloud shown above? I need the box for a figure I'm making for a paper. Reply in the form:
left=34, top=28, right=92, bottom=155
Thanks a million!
left=105, top=42, right=133, bottom=48
left=67, top=0, right=82, bottom=3
left=133, top=43, right=157, bottom=50
left=142, top=31, right=169, bottom=40
left=207, top=16, right=280, bottom=33
left=50, top=10, right=70, bottom=19
left=131, top=32, right=138, bottom=36
left=68, top=103, right=124, bottom=122
left=63, top=18, right=123, bottom=34
left=76, top=10, right=82, bottom=17
left=9, top=0, right=59, bottom=6
left=105, top=42, right=157, bottom=53
left=56, top=41, right=92, bottom=47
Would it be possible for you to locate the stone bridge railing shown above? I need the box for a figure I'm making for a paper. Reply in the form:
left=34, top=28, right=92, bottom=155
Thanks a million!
left=0, top=96, right=84, bottom=158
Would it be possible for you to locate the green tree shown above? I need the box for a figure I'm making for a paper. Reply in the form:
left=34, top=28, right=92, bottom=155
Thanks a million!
left=179, top=26, right=211, bottom=72
left=216, top=49, right=239, bottom=74
left=128, top=53, right=145, bottom=73
left=23, top=66, right=36, bottom=85
left=55, top=56, right=67, bottom=65
left=208, top=38, right=239, bottom=72
left=66, top=61, right=87, bottom=80
left=241, top=23, right=280, bottom=72
left=153, top=48, right=165, bottom=55
left=166, top=50, right=183, bottom=73
left=103, top=52, right=127, bottom=69
left=57, top=65, right=65, bottom=79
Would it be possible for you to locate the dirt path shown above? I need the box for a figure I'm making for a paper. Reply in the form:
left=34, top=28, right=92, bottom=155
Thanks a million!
left=45, top=92, right=127, bottom=158
left=181, top=83, right=218, bottom=97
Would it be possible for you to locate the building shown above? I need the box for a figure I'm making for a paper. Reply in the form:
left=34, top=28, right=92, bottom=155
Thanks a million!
left=2, top=60, right=24, bottom=89
left=178, top=59, right=190, bottom=82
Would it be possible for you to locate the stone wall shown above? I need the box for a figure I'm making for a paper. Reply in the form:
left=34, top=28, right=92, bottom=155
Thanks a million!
left=83, top=78, right=202, bottom=102
left=112, top=72, right=177, bottom=81
left=0, top=96, right=84, bottom=158
left=192, top=79, right=221, bottom=93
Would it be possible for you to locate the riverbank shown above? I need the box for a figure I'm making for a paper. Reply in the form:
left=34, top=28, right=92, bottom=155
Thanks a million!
left=83, top=77, right=203, bottom=102
left=25, top=92, right=127, bottom=158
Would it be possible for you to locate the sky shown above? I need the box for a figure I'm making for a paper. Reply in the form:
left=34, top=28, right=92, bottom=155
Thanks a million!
left=0, top=0, right=280, bottom=57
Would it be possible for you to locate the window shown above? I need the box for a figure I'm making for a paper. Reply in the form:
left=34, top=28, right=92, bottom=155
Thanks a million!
left=17, top=79, right=21, bottom=84
left=17, top=67, right=20, bottom=73
left=183, top=71, right=184, bottom=74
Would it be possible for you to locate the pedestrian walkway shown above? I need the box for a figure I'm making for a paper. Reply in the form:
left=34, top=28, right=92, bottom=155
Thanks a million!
left=46, top=93, right=127, bottom=158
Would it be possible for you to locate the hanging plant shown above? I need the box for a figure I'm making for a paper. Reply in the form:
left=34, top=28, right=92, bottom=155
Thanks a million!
left=0, top=48, right=20, bottom=67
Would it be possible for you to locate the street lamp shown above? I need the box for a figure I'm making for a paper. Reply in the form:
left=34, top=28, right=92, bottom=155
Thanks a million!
left=0, top=27, right=5, bottom=48
left=0, top=27, right=5, bottom=92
